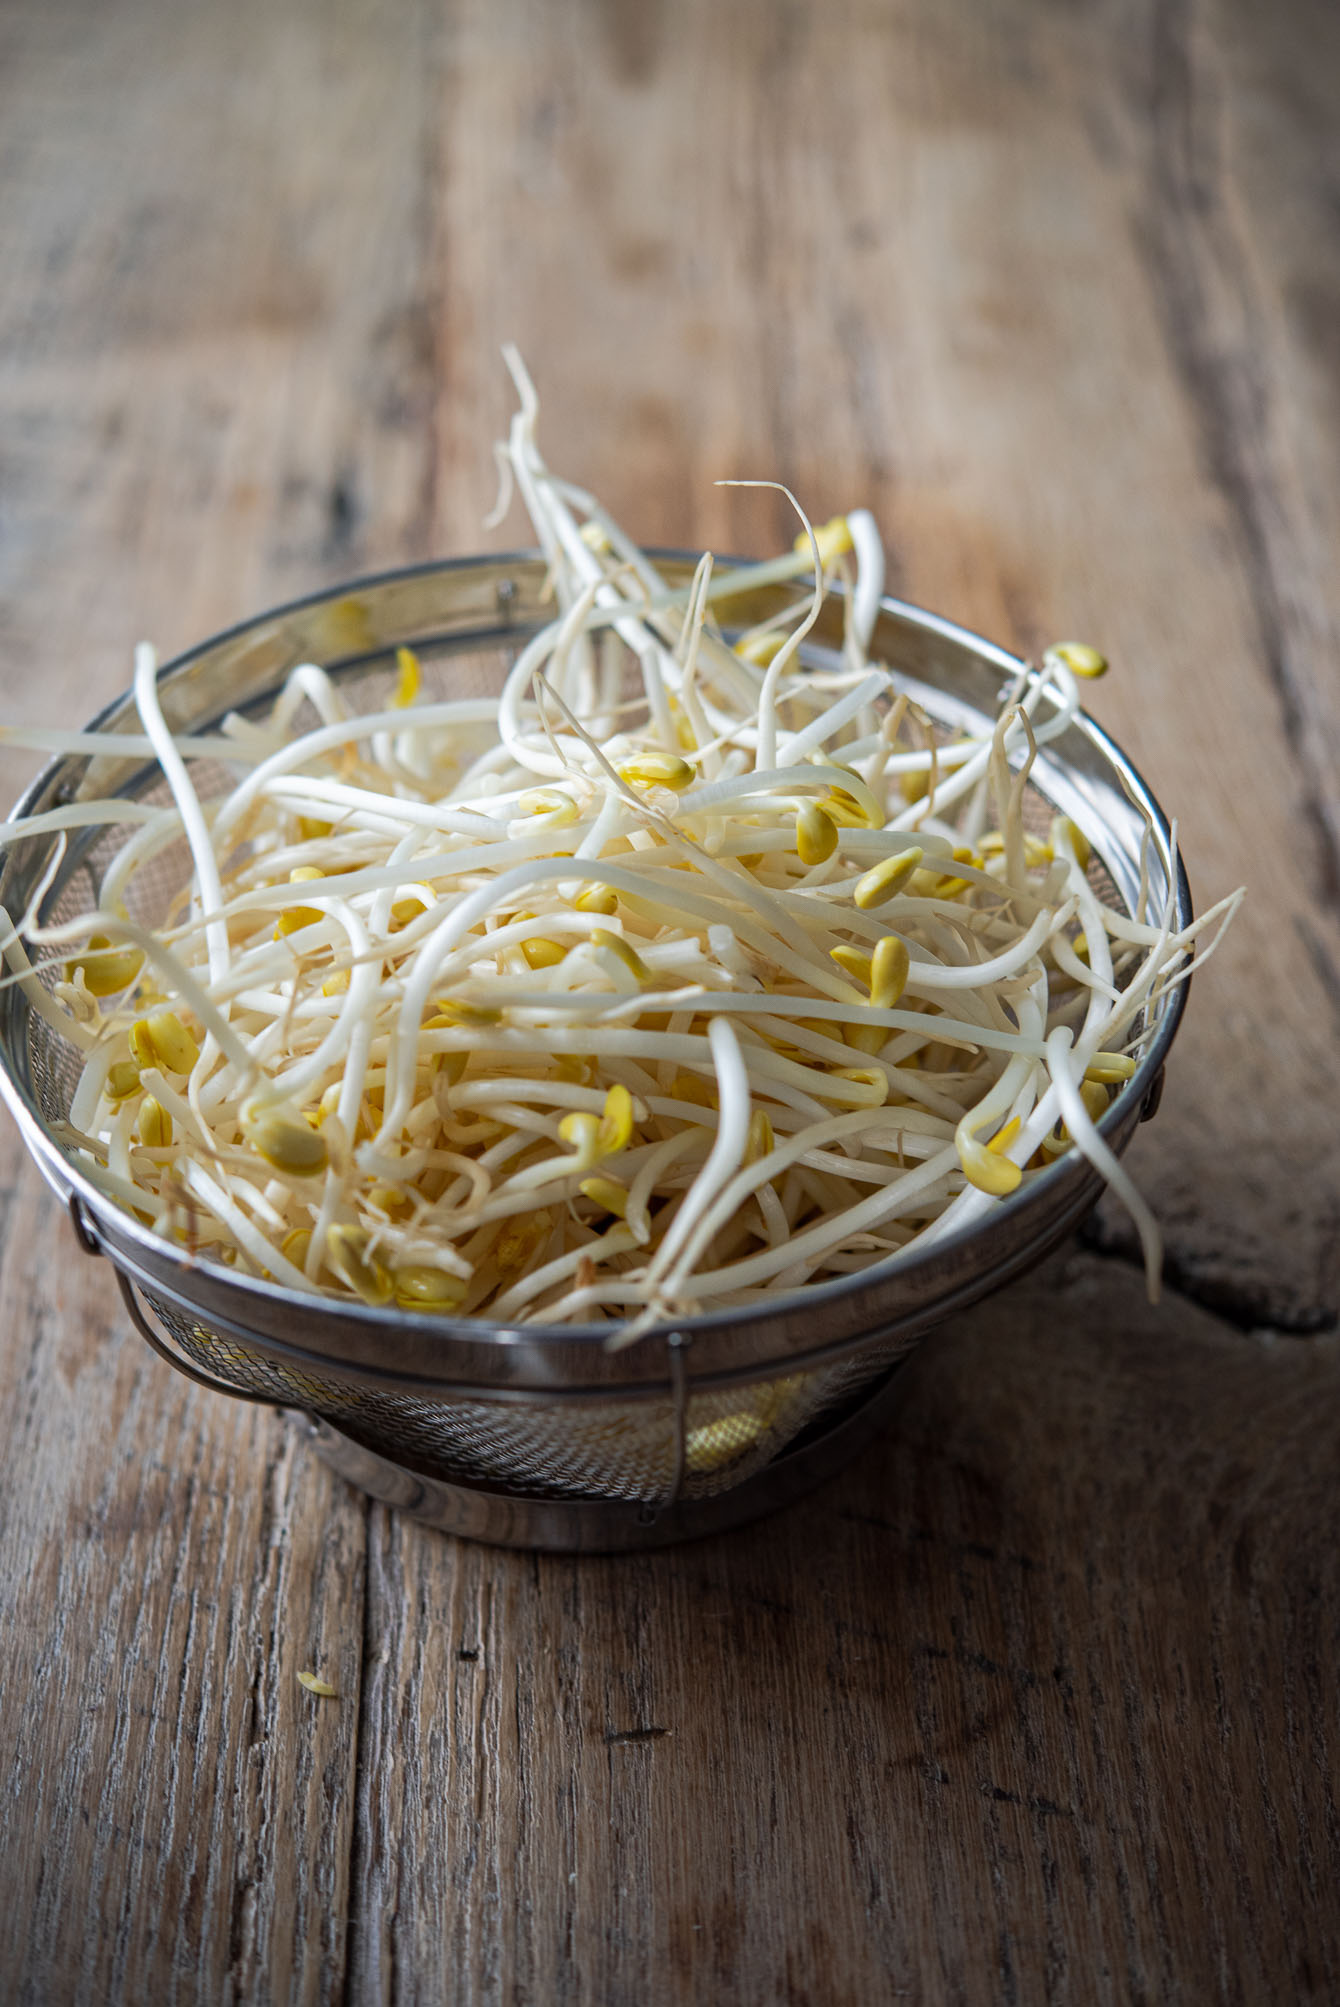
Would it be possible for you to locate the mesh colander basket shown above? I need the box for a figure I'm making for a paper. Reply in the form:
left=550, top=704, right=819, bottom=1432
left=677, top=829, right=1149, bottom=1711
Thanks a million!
left=0, top=556, right=1190, bottom=1549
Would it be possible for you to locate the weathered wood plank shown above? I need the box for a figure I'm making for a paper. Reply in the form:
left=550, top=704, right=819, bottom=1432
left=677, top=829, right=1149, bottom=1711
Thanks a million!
left=0, top=1130, right=366, bottom=2005
left=0, top=0, right=1335, bottom=2002
left=345, top=1251, right=1340, bottom=2005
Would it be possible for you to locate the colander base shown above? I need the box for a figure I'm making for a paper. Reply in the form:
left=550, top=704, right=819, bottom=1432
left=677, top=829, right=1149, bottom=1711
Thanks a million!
left=295, top=1360, right=911, bottom=1551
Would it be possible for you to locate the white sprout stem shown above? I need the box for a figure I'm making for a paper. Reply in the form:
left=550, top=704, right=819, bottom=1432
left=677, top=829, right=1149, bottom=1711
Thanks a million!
left=643, top=1016, right=752, bottom=1287
left=782, top=672, right=891, bottom=765
left=0, top=799, right=167, bottom=848
left=846, top=509, right=885, bottom=652
left=133, top=643, right=231, bottom=988
left=1046, top=1025, right=1163, bottom=1299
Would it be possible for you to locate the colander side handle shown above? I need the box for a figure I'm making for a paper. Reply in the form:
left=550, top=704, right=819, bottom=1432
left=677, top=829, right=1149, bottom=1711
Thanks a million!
left=69, top=1190, right=279, bottom=1407
left=111, top=1267, right=283, bottom=1407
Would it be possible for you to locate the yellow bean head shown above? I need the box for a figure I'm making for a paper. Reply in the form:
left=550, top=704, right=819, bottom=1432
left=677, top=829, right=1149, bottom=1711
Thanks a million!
left=795, top=801, right=839, bottom=866
left=854, top=847, right=923, bottom=909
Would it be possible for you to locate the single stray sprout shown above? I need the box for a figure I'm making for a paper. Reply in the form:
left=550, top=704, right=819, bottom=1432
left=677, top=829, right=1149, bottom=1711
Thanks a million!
left=13, top=352, right=1240, bottom=1331
left=297, top=1671, right=338, bottom=1697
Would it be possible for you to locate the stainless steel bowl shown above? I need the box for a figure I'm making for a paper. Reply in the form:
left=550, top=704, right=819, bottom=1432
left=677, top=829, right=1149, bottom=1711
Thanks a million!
left=0, top=555, right=1190, bottom=1548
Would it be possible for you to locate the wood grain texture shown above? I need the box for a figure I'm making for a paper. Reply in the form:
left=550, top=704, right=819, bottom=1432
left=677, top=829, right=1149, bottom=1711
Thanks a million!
left=0, top=0, right=1335, bottom=2001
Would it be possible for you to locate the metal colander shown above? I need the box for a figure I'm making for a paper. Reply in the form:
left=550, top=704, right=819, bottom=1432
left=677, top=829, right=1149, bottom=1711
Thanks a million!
left=0, top=556, right=1190, bottom=1549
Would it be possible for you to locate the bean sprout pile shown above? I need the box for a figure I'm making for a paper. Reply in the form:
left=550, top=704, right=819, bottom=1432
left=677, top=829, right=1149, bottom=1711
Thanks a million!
left=1, top=350, right=1240, bottom=1339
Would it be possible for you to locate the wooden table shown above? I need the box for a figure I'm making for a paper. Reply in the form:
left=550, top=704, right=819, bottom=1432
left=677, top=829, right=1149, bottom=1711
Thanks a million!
left=1, top=2, right=1336, bottom=1999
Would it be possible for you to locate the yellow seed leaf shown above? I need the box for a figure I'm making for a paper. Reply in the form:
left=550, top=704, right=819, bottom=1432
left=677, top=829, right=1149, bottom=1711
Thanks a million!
left=832, top=1066, right=889, bottom=1101
left=1081, top=1079, right=1111, bottom=1122
left=521, top=937, right=566, bottom=970
left=297, top=1671, right=338, bottom=1698
left=597, top=1082, right=634, bottom=1155
left=745, top=1108, right=774, bottom=1166
left=518, top=788, right=578, bottom=824
left=393, top=645, right=421, bottom=708
left=685, top=1411, right=766, bottom=1472
left=275, top=902, right=324, bottom=937
left=369, top=1185, right=412, bottom=1218
left=795, top=801, right=838, bottom=866
left=854, top=847, right=923, bottom=910
left=243, top=1105, right=330, bottom=1176
left=326, top=1225, right=393, bottom=1305
left=281, top=1227, right=312, bottom=1268
left=138, top=1097, right=172, bottom=1149
left=432, top=998, right=502, bottom=1027
left=794, top=515, right=853, bottom=568
left=574, top=882, right=618, bottom=915
left=494, top=1214, right=550, bottom=1272
left=1052, top=641, right=1108, bottom=679
left=589, top=930, right=650, bottom=980
left=830, top=944, right=874, bottom=986
left=733, top=631, right=786, bottom=667
left=669, top=1072, right=717, bottom=1109
left=618, top=753, right=694, bottom=792
left=393, top=1264, right=468, bottom=1312
left=105, top=1060, right=143, bottom=1102
left=869, top=935, right=910, bottom=1010
left=986, top=1116, right=1022, bottom=1156
left=559, top=1110, right=602, bottom=1156
left=66, top=935, right=144, bottom=998
left=579, top=1175, right=628, bottom=1218
left=959, top=1136, right=1022, bottom=1197
left=1052, top=815, right=1092, bottom=871
left=130, top=1011, right=199, bottom=1077
left=1084, top=1052, right=1136, bottom=1084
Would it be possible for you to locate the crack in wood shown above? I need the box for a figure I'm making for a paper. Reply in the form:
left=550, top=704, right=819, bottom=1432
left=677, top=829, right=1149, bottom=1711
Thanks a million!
left=1079, top=1216, right=1338, bottom=1336
left=336, top=1492, right=375, bottom=2007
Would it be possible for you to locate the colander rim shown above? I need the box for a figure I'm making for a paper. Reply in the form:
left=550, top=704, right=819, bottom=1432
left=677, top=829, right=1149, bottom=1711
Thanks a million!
left=0, top=550, right=1192, bottom=1367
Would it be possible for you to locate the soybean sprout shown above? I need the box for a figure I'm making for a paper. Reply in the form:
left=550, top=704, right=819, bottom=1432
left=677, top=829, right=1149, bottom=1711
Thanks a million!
left=0, top=352, right=1242, bottom=1336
